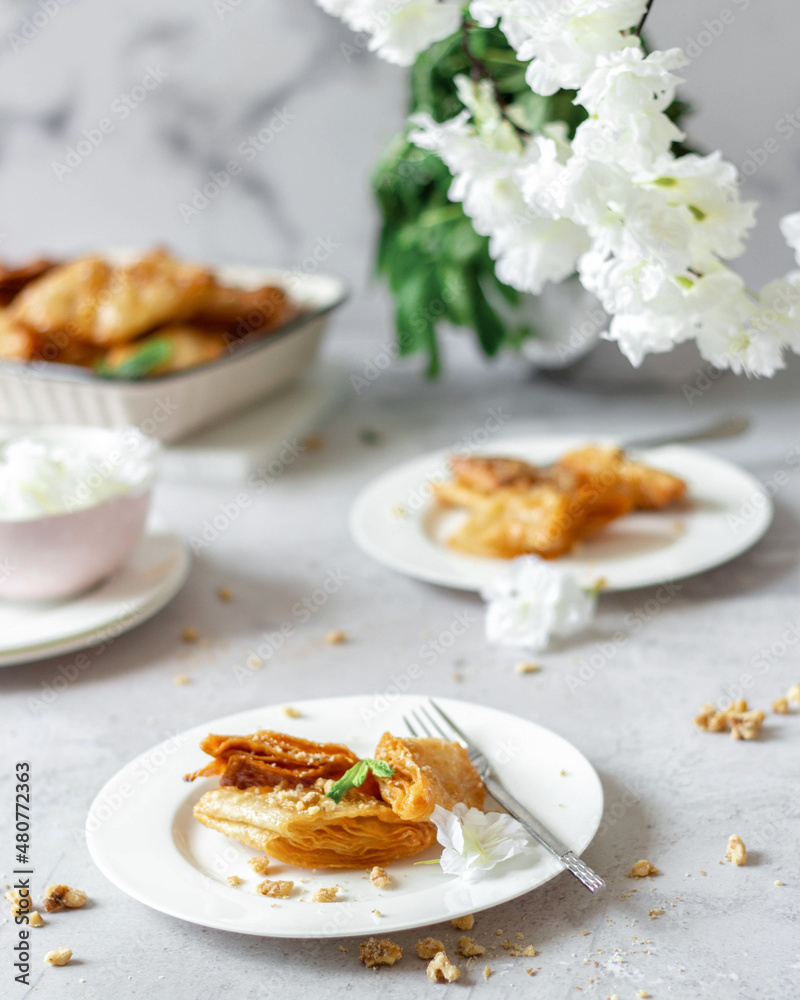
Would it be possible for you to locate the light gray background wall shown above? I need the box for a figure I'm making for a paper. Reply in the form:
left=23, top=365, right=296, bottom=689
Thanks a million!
left=0, top=0, right=798, bottom=349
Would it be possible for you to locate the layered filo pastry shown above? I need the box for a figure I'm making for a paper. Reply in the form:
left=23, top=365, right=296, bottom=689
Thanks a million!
left=186, top=729, right=484, bottom=869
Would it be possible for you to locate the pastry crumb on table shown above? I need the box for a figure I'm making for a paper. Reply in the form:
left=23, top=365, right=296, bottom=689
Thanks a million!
left=174, top=674, right=191, bottom=686
left=44, top=947, right=72, bottom=966
left=217, top=586, right=233, bottom=601
left=255, top=879, right=294, bottom=899
left=325, top=629, right=347, bottom=645
left=451, top=913, right=474, bottom=931
left=416, top=938, right=444, bottom=960
left=43, top=885, right=88, bottom=911
left=787, top=683, right=800, bottom=703
left=772, top=696, right=789, bottom=714
left=695, top=699, right=766, bottom=739
left=359, top=937, right=402, bottom=967
left=182, top=626, right=199, bottom=643
left=457, top=936, right=485, bottom=957
left=515, top=661, right=540, bottom=674
left=483, top=965, right=492, bottom=980
left=627, top=860, right=660, bottom=878
left=725, top=834, right=747, bottom=865
left=427, top=950, right=460, bottom=982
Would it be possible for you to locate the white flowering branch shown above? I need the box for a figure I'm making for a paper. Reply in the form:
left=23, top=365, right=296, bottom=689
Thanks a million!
left=318, top=0, right=800, bottom=377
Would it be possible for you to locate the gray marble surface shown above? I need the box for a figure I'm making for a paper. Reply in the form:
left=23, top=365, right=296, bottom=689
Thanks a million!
left=2, top=1, right=800, bottom=997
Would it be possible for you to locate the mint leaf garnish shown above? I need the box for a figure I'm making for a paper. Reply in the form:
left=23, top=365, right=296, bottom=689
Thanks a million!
left=325, top=758, right=395, bottom=804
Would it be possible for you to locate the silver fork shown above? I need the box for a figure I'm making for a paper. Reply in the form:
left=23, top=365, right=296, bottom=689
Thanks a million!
left=404, top=700, right=605, bottom=894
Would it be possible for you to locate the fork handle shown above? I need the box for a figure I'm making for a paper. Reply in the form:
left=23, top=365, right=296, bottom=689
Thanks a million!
left=484, top=776, right=605, bottom=893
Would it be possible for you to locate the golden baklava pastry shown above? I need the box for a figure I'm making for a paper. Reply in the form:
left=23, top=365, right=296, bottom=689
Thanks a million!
left=185, top=730, right=360, bottom=789
left=193, top=781, right=437, bottom=868
left=373, top=733, right=484, bottom=822
left=556, top=445, right=686, bottom=510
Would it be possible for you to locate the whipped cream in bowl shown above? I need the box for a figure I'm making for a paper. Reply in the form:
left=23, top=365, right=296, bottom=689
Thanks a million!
left=0, top=426, right=160, bottom=601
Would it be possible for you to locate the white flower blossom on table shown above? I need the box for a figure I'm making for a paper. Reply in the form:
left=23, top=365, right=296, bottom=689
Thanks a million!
left=316, top=0, right=462, bottom=66
left=432, top=802, right=533, bottom=879
left=481, top=556, right=597, bottom=651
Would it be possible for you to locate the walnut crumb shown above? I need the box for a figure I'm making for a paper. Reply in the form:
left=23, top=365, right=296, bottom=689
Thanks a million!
left=325, top=629, right=347, bottom=645
left=282, top=706, right=302, bottom=718
left=772, top=697, right=789, bottom=714
left=217, top=587, right=233, bottom=602
left=648, top=908, right=664, bottom=920
left=637, top=992, right=650, bottom=998
left=43, top=885, right=88, bottom=912
left=370, top=866, right=391, bottom=889
left=627, top=860, right=659, bottom=879
left=515, top=661, right=540, bottom=674
left=523, top=944, right=537, bottom=957
left=255, top=879, right=293, bottom=899
left=725, top=835, right=747, bottom=866
left=416, top=937, right=445, bottom=959
left=775, top=880, right=785, bottom=886
left=313, top=887, right=338, bottom=903
left=693, top=703, right=727, bottom=732
left=174, top=674, right=191, bottom=686
left=787, top=683, right=800, bottom=703
left=246, top=654, right=264, bottom=670
left=483, top=965, right=492, bottom=979
left=729, top=709, right=765, bottom=740
left=247, top=856, right=271, bottom=875
left=5, top=890, right=25, bottom=916
left=458, top=936, right=485, bottom=957
left=338, top=945, right=349, bottom=952
left=44, top=948, right=72, bottom=966
left=226, top=876, right=242, bottom=887
left=302, top=433, right=324, bottom=450
left=359, top=937, right=402, bottom=967
left=29, top=911, right=44, bottom=927
left=182, top=627, right=199, bottom=643
left=451, top=913, right=474, bottom=931
left=427, top=950, right=460, bottom=983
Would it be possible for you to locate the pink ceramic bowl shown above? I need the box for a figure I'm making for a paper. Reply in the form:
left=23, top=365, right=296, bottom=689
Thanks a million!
left=0, top=427, right=159, bottom=601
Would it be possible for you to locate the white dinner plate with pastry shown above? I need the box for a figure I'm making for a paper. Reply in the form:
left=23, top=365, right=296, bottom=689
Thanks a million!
left=349, top=435, right=773, bottom=593
left=0, top=525, right=190, bottom=667
left=86, top=695, right=604, bottom=938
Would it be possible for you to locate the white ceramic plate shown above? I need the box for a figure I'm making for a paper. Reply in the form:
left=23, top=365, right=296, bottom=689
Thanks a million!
left=349, top=435, right=773, bottom=593
left=86, top=695, right=604, bottom=938
left=0, top=524, right=190, bottom=667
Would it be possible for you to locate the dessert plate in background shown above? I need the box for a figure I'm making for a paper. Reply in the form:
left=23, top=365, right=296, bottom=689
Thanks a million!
left=349, top=435, right=773, bottom=593
left=0, top=525, right=190, bottom=667
left=86, top=695, right=604, bottom=938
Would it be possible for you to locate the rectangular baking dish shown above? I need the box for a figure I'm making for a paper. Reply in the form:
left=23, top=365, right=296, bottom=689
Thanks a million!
left=0, top=258, right=347, bottom=443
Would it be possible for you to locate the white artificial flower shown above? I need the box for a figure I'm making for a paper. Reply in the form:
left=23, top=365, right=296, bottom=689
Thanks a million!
left=779, top=211, right=800, bottom=267
left=431, top=802, right=533, bottom=879
left=576, top=46, right=687, bottom=120
left=316, top=0, right=462, bottom=66
left=639, top=152, right=757, bottom=262
left=482, top=555, right=597, bottom=650
left=472, top=0, right=648, bottom=96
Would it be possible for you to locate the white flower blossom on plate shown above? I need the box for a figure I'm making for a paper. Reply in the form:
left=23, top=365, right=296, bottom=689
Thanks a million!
left=481, top=555, right=597, bottom=650
left=432, top=802, right=533, bottom=879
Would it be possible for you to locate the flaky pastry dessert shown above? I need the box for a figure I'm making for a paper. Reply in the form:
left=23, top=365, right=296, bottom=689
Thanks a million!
left=187, top=729, right=484, bottom=869
left=434, top=445, right=687, bottom=559
left=0, top=248, right=298, bottom=378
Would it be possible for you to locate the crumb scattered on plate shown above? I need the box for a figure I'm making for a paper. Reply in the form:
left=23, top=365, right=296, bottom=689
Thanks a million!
left=255, top=879, right=293, bottom=899
left=247, top=856, right=271, bottom=875
left=282, top=706, right=302, bottom=718
left=246, top=654, right=263, bottom=670
left=370, top=866, right=390, bottom=889
left=182, top=627, right=199, bottom=643
left=325, top=629, right=347, bottom=645
left=226, top=875, right=242, bottom=887
left=313, top=887, right=338, bottom=903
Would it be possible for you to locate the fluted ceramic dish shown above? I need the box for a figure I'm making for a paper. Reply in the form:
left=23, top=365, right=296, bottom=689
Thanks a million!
left=0, top=252, right=347, bottom=443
